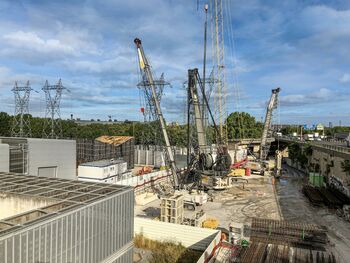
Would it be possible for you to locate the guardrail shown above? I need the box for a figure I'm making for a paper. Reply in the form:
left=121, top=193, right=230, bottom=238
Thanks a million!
left=278, top=136, right=350, bottom=155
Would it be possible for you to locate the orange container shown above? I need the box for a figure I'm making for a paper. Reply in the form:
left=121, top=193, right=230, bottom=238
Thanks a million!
left=245, top=168, right=251, bottom=176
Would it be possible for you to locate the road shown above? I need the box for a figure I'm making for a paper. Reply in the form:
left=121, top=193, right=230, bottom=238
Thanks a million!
left=275, top=165, right=350, bottom=263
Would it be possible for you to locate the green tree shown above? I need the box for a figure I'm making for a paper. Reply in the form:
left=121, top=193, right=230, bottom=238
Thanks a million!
left=225, top=112, right=263, bottom=139
left=0, top=112, right=12, bottom=136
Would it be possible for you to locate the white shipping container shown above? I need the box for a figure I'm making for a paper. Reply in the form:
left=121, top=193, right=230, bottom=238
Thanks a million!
left=119, top=162, right=128, bottom=173
left=78, top=166, right=105, bottom=179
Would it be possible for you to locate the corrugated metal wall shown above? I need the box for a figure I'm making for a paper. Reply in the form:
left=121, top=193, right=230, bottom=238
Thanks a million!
left=0, top=189, right=134, bottom=263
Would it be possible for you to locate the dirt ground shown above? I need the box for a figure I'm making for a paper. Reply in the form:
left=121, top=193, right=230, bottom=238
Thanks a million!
left=135, top=176, right=281, bottom=228
left=134, top=166, right=350, bottom=262
left=276, top=165, right=350, bottom=263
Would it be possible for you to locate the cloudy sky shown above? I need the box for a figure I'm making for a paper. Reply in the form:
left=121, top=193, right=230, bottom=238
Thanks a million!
left=0, top=0, right=349, bottom=125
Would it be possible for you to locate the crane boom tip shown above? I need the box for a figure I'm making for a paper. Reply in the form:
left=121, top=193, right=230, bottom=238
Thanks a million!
left=134, top=38, right=142, bottom=47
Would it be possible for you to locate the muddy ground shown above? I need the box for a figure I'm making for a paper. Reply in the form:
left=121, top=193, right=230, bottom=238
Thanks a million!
left=276, top=165, right=350, bottom=263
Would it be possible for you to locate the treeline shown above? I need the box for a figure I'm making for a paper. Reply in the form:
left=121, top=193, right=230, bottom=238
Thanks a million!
left=0, top=111, right=263, bottom=146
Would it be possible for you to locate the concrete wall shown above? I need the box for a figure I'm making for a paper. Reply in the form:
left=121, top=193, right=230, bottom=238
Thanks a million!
left=310, top=149, right=350, bottom=189
left=134, top=217, right=221, bottom=253
left=27, top=138, right=76, bottom=180
left=0, top=144, right=9, bottom=172
left=0, top=193, right=56, bottom=220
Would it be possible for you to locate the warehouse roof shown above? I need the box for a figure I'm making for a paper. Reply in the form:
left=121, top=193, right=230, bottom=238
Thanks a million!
left=95, top=135, right=134, bottom=146
left=0, top=172, right=132, bottom=236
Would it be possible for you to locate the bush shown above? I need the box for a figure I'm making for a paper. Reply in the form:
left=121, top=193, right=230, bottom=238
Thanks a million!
left=134, top=234, right=202, bottom=263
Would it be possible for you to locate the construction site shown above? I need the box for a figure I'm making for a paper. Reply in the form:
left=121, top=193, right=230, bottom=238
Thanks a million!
left=0, top=1, right=350, bottom=263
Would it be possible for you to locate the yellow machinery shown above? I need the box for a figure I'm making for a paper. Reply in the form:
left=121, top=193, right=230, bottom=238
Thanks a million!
left=228, top=168, right=245, bottom=177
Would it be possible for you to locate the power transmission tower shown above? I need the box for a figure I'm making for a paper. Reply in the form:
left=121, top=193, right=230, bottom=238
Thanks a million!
left=210, top=0, right=227, bottom=143
left=11, top=81, right=33, bottom=137
left=42, top=79, right=67, bottom=139
left=137, top=72, right=170, bottom=122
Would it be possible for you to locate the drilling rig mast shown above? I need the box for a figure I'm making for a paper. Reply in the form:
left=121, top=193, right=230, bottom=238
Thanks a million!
left=134, top=38, right=179, bottom=189
left=260, top=87, right=281, bottom=160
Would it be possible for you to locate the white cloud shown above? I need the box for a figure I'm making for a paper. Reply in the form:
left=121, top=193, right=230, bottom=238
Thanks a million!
left=340, top=73, right=350, bottom=83
left=3, top=31, right=75, bottom=55
left=280, top=88, right=334, bottom=106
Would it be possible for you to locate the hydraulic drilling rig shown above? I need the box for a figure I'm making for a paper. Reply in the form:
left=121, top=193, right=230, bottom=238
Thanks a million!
left=186, top=68, right=232, bottom=190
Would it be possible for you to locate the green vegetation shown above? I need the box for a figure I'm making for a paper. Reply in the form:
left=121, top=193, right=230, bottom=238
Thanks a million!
left=226, top=111, right=263, bottom=139
left=134, top=234, right=202, bottom=263
left=0, top=111, right=263, bottom=146
left=288, top=142, right=312, bottom=169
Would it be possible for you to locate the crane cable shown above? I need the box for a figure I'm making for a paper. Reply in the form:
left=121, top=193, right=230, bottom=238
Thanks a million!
left=224, top=0, right=245, bottom=139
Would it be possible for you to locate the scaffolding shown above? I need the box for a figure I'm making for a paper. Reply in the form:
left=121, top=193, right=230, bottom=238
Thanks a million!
left=76, top=137, right=135, bottom=169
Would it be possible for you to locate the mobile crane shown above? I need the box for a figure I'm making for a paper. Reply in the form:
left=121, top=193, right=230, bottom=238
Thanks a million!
left=260, top=87, right=281, bottom=160
left=134, top=38, right=179, bottom=189
left=245, top=88, right=281, bottom=175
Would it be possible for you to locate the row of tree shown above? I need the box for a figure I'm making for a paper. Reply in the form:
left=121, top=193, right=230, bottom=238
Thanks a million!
left=0, top=111, right=266, bottom=146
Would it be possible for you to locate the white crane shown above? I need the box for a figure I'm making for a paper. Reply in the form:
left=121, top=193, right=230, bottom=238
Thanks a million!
left=260, top=87, right=281, bottom=160
left=134, top=38, right=179, bottom=189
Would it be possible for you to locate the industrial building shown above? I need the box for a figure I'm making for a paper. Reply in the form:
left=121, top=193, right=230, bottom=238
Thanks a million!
left=0, top=172, right=134, bottom=263
left=0, top=137, right=76, bottom=180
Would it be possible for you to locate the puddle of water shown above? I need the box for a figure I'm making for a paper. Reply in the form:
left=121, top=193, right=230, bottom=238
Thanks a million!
left=278, top=178, right=289, bottom=186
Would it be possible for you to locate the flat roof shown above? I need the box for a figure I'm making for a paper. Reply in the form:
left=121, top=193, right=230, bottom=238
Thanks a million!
left=0, top=172, right=132, bottom=236
left=79, top=159, right=126, bottom=168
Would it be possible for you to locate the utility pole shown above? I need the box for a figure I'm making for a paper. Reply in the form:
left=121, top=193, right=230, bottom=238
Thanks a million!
left=11, top=81, right=33, bottom=137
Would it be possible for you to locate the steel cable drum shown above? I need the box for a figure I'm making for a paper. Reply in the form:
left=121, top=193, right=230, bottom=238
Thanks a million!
left=199, top=153, right=214, bottom=170
left=215, top=152, right=232, bottom=171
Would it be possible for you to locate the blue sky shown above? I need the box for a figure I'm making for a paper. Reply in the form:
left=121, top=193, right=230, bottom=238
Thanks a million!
left=0, top=0, right=349, bottom=125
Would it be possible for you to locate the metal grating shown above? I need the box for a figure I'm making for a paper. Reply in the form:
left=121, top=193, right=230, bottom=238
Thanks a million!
left=0, top=172, right=131, bottom=235
left=0, top=172, right=134, bottom=263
